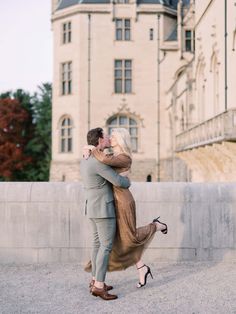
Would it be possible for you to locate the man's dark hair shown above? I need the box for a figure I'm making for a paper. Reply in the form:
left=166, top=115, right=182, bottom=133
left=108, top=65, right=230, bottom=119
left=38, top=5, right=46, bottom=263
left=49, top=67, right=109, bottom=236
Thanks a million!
left=87, top=128, right=103, bottom=146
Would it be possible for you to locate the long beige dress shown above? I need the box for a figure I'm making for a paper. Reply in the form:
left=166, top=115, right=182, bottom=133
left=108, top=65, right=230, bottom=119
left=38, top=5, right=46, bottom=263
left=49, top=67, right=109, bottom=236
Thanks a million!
left=84, top=150, right=157, bottom=272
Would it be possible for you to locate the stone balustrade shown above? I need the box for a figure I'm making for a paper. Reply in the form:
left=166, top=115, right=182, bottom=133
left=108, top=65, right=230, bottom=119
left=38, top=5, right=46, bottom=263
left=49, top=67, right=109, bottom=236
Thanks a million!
left=176, top=108, right=236, bottom=152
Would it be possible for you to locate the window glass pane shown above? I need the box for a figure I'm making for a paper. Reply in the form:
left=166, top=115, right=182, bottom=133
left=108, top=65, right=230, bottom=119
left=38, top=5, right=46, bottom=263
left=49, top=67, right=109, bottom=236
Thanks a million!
left=109, top=117, right=117, bottom=125
left=68, top=81, right=72, bottom=94
left=67, top=119, right=71, bottom=126
left=115, top=70, right=122, bottom=78
left=119, top=116, right=128, bottom=125
left=125, top=69, right=131, bottom=78
left=130, top=118, right=137, bottom=125
left=68, top=138, right=72, bottom=152
left=63, top=23, right=66, bottom=31
left=125, top=60, right=132, bottom=68
left=130, top=127, right=137, bottom=136
left=125, top=30, right=130, bottom=41
left=115, top=79, right=122, bottom=93
left=62, top=82, right=66, bottom=95
left=61, top=139, right=65, bottom=152
left=61, top=129, right=65, bottom=136
left=186, top=40, right=192, bottom=51
left=68, top=22, right=71, bottom=30
left=63, top=33, right=66, bottom=43
left=68, top=31, right=71, bottom=42
left=131, top=138, right=137, bottom=151
left=108, top=127, right=114, bottom=135
left=116, top=29, right=122, bottom=40
left=115, top=60, right=122, bottom=68
left=116, top=19, right=122, bottom=27
left=125, top=19, right=130, bottom=27
left=125, top=79, right=132, bottom=93
left=185, top=30, right=191, bottom=39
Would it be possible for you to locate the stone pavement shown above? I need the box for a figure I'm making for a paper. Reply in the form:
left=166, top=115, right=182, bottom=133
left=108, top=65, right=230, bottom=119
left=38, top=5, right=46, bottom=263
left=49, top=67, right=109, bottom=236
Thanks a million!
left=0, top=262, right=236, bottom=314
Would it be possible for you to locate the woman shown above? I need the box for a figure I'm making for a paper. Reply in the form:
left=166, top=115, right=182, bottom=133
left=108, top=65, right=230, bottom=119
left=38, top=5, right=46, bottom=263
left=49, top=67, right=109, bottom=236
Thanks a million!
left=84, top=128, right=167, bottom=288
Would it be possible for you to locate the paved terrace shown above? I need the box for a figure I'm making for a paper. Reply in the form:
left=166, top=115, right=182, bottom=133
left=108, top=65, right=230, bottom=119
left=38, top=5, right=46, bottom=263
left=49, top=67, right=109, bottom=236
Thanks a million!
left=0, top=261, right=236, bottom=313
left=0, top=182, right=236, bottom=313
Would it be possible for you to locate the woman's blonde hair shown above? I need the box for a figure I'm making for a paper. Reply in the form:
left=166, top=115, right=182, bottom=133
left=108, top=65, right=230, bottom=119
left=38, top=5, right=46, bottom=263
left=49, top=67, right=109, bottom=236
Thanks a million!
left=112, top=128, right=132, bottom=157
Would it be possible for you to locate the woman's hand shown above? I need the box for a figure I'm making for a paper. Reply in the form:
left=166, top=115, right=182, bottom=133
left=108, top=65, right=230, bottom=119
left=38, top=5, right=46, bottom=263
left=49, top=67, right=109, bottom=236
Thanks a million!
left=82, top=145, right=95, bottom=159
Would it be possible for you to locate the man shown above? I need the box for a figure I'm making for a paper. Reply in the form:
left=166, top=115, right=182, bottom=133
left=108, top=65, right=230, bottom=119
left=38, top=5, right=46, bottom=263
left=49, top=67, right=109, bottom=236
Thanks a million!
left=80, top=128, right=130, bottom=301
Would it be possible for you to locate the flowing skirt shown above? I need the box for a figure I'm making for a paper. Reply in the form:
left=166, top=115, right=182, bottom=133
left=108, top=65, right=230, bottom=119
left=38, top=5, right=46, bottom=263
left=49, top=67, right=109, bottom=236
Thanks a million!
left=84, top=187, right=157, bottom=272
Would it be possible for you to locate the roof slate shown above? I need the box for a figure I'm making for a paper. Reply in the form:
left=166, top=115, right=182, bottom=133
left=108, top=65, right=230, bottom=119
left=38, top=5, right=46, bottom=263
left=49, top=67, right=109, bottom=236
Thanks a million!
left=56, top=0, right=190, bottom=10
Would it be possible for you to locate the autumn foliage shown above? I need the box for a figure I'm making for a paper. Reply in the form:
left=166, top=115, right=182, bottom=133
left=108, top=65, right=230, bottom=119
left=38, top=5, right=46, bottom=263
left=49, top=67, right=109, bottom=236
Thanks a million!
left=0, top=98, right=32, bottom=180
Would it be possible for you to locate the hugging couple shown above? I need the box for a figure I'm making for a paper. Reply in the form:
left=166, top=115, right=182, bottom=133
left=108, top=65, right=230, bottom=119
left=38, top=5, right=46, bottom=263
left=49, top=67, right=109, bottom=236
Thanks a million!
left=80, top=127, right=168, bottom=301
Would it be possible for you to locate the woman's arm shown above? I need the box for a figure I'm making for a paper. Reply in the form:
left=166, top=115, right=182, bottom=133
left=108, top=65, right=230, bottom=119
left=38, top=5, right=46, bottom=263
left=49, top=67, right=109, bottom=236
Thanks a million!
left=92, top=148, right=131, bottom=168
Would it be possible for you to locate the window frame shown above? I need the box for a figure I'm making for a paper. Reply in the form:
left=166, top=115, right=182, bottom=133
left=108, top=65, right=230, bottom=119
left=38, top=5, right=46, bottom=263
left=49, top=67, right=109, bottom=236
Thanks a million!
left=184, top=29, right=195, bottom=52
left=61, top=61, right=72, bottom=95
left=62, top=21, right=72, bottom=44
left=107, top=115, right=138, bottom=152
left=115, top=18, right=131, bottom=41
left=59, top=117, right=73, bottom=153
left=114, top=59, right=132, bottom=94
left=149, top=28, right=154, bottom=41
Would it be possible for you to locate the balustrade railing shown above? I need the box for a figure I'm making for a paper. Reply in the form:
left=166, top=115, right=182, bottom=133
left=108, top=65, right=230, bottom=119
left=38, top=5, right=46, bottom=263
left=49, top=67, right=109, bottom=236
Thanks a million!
left=175, top=109, right=236, bottom=152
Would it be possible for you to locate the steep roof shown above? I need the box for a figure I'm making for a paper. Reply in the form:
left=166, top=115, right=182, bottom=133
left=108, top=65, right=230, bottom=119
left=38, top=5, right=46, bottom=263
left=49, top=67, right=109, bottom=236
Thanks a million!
left=56, top=0, right=190, bottom=10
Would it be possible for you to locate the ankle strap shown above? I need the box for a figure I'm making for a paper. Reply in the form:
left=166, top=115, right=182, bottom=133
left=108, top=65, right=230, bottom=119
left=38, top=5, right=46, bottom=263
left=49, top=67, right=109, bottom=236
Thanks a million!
left=137, top=264, right=146, bottom=270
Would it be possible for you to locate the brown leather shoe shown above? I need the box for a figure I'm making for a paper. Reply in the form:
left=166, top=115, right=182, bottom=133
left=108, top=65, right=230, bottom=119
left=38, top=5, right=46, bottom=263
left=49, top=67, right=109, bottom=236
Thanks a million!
left=91, top=286, right=118, bottom=301
left=89, top=280, right=113, bottom=292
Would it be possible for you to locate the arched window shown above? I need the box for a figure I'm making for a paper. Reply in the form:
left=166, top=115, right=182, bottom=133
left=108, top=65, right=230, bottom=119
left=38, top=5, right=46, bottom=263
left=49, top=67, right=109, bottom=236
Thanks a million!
left=107, top=115, right=138, bottom=152
left=60, top=117, right=72, bottom=153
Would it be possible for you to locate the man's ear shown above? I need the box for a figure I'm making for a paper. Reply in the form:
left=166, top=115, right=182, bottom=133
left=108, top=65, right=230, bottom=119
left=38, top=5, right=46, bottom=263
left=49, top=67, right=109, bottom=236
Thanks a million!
left=97, top=137, right=103, bottom=148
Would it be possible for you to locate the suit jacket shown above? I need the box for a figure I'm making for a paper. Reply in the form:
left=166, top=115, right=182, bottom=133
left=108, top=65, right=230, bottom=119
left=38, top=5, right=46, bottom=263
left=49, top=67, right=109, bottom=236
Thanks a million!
left=80, top=155, right=130, bottom=218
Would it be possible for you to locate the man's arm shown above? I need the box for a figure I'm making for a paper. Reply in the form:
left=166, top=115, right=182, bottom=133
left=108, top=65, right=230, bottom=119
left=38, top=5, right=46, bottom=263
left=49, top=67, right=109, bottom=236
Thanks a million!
left=96, top=162, right=130, bottom=188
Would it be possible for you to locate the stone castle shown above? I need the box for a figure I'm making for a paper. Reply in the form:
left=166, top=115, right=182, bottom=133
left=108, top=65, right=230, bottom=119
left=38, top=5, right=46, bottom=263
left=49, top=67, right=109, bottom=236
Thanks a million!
left=50, top=0, right=236, bottom=182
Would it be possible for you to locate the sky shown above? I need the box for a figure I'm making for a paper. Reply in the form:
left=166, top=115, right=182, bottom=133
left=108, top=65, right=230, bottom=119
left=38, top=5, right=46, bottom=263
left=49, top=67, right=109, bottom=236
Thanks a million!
left=0, top=0, right=52, bottom=94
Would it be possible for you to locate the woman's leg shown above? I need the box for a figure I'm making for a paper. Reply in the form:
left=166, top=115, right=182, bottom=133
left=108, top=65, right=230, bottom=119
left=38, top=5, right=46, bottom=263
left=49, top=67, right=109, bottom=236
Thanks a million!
left=155, top=220, right=167, bottom=232
left=135, top=260, right=148, bottom=285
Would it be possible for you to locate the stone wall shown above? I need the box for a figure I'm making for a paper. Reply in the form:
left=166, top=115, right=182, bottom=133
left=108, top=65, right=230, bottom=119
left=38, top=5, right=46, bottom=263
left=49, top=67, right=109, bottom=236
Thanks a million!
left=51, top=159, right=157, bottom=182
left=0, top=182, right=235, bottom=263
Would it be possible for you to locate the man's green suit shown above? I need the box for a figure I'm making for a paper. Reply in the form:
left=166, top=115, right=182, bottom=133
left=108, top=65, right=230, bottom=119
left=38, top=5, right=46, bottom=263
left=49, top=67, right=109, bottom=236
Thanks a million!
left=80, top=155, right=130, bottom=282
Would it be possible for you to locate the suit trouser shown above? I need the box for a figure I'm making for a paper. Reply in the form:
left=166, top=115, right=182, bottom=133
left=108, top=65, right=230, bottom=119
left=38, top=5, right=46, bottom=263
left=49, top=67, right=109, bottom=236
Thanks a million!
left=89, top=218, right=116, bottom=282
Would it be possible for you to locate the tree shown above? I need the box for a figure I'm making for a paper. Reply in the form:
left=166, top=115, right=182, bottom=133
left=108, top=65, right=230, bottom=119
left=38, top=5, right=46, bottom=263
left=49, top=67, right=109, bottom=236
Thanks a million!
left=0, top=98, right=32, bottom=180
left=0, top=84, right=52, bottom=181
left=17, top=83, right=52, bottom=181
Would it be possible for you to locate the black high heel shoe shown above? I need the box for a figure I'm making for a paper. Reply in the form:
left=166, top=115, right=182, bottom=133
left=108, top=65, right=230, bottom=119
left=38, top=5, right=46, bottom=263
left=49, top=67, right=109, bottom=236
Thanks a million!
left=153, top=216, right=168, bottom=234
left=137, top=264, right=153, bottom=288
